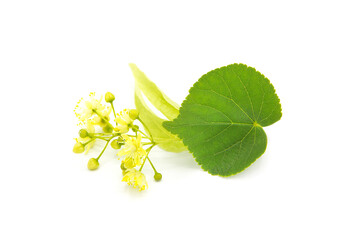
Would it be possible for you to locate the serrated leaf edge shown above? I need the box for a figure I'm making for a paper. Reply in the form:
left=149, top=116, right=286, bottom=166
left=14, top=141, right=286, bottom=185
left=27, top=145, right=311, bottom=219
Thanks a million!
left=163, top=63, right=281, bottom=176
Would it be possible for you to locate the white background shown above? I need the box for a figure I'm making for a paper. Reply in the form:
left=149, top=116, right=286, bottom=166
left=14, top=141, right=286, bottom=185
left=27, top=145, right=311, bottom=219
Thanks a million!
left=1, top=1, right=359, bottom=239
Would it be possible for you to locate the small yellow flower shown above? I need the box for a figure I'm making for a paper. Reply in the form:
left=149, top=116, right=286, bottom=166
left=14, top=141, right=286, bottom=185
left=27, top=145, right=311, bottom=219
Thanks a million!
left=122, top=168, right=148, bottom=191
left=117, top=134, right=147, bottom=168
left=114, top=109, right=134, bottom=133
left=74, top=92, right=106, bottom=123
left=91, top=106, right=111, bottom=127
left=76, top=120, right=96, bottom=154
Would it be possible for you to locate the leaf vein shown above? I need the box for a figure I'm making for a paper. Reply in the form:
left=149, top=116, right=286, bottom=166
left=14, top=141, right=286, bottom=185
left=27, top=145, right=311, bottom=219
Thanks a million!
left=190, top=102, right=233, bottom=122
left=165, top=122, right=253, bottom=128
left=258, top=104, right=277, bottom=124
left=230, top=66, right=256, bottom=120
left=205, top=124, right=232, bottom=142
left=256, top=91, right=265, bottom=121
left=213, top=71, right=233, bottom=98
left=214, top=126, right=255, bottom=156
left=194, top=87, right=253, bottom=122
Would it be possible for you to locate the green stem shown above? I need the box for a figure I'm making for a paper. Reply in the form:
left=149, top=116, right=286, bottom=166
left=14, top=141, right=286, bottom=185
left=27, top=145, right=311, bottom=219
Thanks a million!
left=132, top=133, right=149, bottom=140
left=83, top=138, right=95, bottom=146
left=110, top=102, right=117, bottom=119
left=96, top=136, right=115, bottom=160
left=137, top=128, right=154, bottom=144
left=146, top=144, right=156, bottom=153
left=138, top=129, right=149, bottom=139
left=139, top=159, right=146, bottom=171
left=138, top=117, right=154, bottom=141
left=91, top=133, right=121, bottom=139
left=142, top=142, right=153, bottom=146
left=92, top=132, right=114, bottom=136
left=88, top=133, right=117, bottom=141
left=139, top=144, right=156, bottom=171
left=146, top=156, right=158, bottom=174
left=94, top=136, right=111, bottom=141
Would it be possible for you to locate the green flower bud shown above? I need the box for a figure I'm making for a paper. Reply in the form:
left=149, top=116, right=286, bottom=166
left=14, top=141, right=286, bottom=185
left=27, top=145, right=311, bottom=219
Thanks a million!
left=120, top=162, right=127, bottom=171
left=78, top=129, right=88, bottom=138
left=154, top=172, right=162, bottom=181
left=129, top=109, right=139, bottom=120
left=122, top=170, right=127, bottom=176
left=111, top=139, right=124, bottom=149
left=131, top=125, right=139, bottom=132
left=73, top=142, right=85, bottom=154
left=102, top=124, right=113, bottom=133
left=87, top=158, right=99, bottom=170
left=105, top=92, right=115, bottom=103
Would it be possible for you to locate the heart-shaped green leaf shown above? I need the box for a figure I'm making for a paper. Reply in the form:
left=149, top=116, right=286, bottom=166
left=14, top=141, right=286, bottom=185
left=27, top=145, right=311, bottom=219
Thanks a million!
left=163, top=63, right=282, bottom=176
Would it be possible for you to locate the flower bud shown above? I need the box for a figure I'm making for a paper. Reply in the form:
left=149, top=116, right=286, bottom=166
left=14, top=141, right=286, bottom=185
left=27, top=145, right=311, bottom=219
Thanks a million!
left=87, top=158, right=99, bottom=170
left=102, top=124, right=113, bottom=133
left=131, top=125, right=139, bottom=132
left=78, top=129, right=88, bottom=138
left=105, top=92, right=115, bottom=103
left=111, top=139, right=123, bottom=149
left=73, top=142, right=85, bottom=154
left=154, top=172, right=162, bottom=181
left=129, top=109, right=139, bottom=120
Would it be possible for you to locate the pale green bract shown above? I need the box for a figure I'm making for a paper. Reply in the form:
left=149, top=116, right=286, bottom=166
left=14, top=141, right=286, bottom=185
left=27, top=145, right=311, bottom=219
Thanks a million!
left=129, top=64, right=186, bottom=152
left=163, top=63, right=282, bottom=176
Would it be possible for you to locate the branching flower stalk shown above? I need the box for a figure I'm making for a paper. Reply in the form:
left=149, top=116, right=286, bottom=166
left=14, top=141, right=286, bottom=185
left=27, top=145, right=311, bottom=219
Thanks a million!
left=73, top=92, right=160, bottom=191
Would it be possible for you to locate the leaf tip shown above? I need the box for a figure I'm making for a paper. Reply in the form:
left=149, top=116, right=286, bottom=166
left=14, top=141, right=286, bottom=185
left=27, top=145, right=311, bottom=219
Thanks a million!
left=128, top=63, right=138, bottom=71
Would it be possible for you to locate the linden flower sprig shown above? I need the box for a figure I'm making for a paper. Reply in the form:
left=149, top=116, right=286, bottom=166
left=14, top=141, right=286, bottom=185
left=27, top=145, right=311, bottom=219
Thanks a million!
left=73, top=92, right=162, bottom=191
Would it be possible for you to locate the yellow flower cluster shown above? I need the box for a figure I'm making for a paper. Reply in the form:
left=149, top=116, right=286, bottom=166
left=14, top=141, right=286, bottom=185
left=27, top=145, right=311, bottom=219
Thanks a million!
left=118, top=134, right=148, bottom=191
left=73, top=92, right=154, bottom=192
